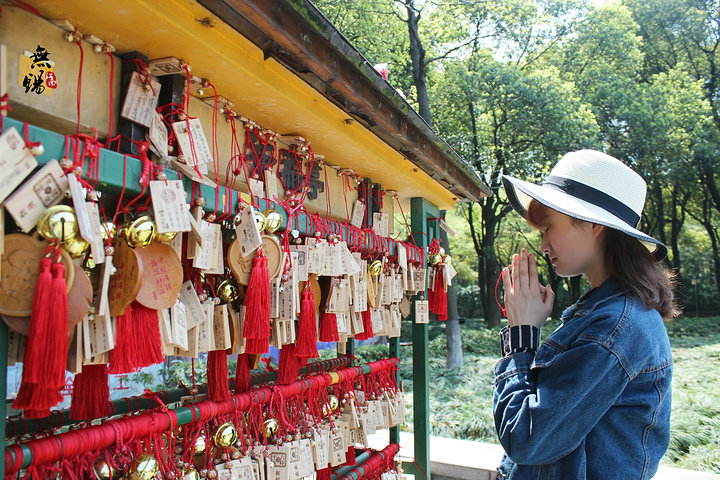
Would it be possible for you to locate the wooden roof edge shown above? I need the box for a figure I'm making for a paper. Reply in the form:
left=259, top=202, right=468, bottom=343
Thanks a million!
left=199, top=0, right=491, bottom=202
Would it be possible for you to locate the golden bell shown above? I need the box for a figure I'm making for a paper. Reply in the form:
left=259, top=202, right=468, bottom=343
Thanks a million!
left=37, top=205, right=80, bottom=242
left=428, top=253, right=442, bottom=266
left=155, top=230, right=178, bottom=243
left=93, top=458, right=122, bottom=480
left=193, top=434, right=207, bottom=456
left=252, top=209, right=266, bottom=233
left=101, top=222, right=118, bottom=245
left=328, top=394, right=340, bottom=413
left=444, top=255, right=452, bottom=265
left=63, top=235, right=90, bottom=258
left=124, top=216, right=157, bottom=248
left=213, top=422, right=239, bottom=448
left=181, top=469, right=201, bottom=480
left=264, top=418, right=279, bottom=440
left=262, top=209, right=283, bottom=234
left=217, top=278, right=240, bottom=304
left=438, top=247, right=445, bottom=256
left=128, top=454, right=159, bottom=480
left=368, top=260, right=383, bottom=276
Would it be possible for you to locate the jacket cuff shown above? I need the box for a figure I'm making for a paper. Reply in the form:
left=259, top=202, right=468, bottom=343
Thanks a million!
left=499, top=325, right=541, bottom=357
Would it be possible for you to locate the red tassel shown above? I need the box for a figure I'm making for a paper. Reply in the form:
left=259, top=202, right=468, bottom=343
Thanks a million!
left=431, top=269, right=447, bottom=321
left=243, top=253, right=270, bottom=341
left=207, top=350, right=231, bottom=402
left=355, top=309, right=374, bottom=341
left=295, top=288, right=318, bottom=358
left=276, top=343, right=307, bottom=385
left=319, top=311, right=339, bottom=342
left=316, top=467, right=332, bottom=480
left=234, top=353, right=251, bottom=394
left=13, top=258, right=68, bottom=415
left=70, top=364, right=114, bottom=420
left=109, top=301, right=164, bottom=374
left=344, top=446, right=356, bottom=467
left=244, top=336, right=269, bottom=355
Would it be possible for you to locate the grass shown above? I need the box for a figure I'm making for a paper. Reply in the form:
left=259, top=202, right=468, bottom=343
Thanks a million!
left=382, top=315, right=720, bottom=474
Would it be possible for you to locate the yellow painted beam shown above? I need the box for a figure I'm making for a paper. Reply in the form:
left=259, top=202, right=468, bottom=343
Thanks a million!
left=25, top=0, right=458, bottom=209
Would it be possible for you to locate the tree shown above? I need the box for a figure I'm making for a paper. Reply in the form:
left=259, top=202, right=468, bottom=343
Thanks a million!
left=433, top=57, right=599, bottom=326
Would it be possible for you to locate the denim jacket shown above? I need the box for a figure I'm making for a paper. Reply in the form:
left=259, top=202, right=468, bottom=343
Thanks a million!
left=493, top=278, right=673, bottom=479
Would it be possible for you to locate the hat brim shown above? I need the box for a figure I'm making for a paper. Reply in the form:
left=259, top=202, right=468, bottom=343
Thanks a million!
left=503, top=175, right=667, bottom=261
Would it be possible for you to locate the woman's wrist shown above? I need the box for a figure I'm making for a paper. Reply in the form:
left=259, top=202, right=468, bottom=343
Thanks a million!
left=499, top=324, right=541, bottom=357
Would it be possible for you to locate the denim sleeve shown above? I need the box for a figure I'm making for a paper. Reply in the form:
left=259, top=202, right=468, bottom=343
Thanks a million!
left=492, top=341, right=629, bottom=465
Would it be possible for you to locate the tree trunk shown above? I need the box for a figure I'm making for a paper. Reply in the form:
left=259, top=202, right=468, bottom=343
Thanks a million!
left=405, top=0, right=432, bottom=125
left=440, top=213, right=463, bottom=369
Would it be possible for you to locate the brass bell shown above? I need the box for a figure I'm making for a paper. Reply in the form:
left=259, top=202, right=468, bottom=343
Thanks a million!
left=101, top=222, right=118, bottom=245
left=217, top=278, right=240, bottom=304
left=368, top=260, right=383, bottom=276
left=444, top=255, right=452, bottom=265
left=37, top=205, right=80, bottom=242
left=428, top=253, right=442, bottom=266
left=63, top=235, right=90, bottom=258
left=262, top=208, right=283, bottom=234
left=181, top=469, right=201, bottom=480
left=438, top=247, right=445, bottom=256
left=128, top=454, right=159, bottom=480
left=328, top=394, right=340, bottom=413
left=155, top=230, right=178, bottom=243
left=213, top=422, right=239, bottom=448
left=92, top=457, right=122, bottom=480
left=124, top=216, right=157, bottom=248
left=193, top=434, right=207, bottom=456
left=264, top=418, right=279, bottom=440
left=252, top=209, right=266, bottom=233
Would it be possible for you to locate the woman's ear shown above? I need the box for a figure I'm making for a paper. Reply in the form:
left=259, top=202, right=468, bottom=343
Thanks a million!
left=591, top=223, right=605, bottom=239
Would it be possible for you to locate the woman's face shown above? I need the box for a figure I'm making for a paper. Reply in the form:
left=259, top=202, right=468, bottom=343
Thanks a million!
left=538, top=208, right=607, bottom=285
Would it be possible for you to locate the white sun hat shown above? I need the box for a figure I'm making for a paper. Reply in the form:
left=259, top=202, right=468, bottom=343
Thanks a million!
left=502, top=149, right=667, bottom=260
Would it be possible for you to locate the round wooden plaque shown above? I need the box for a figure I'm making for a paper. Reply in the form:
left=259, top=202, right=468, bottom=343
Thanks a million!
left=134, top=242, right=184, bottom=310
left=1, top=263, right=92, bottom=339
left=108, top=241, right=143, bottom=317
left=228, top=235, right=284, bottom=286
left=0, top=234, right=74, bottom=316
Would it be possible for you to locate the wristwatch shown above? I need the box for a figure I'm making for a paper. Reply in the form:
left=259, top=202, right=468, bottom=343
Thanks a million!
left=499, top=325, right=541, bottom=357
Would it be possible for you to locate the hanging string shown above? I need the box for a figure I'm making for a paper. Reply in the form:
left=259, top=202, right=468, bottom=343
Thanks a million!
left=73, top=30, right=84, bottom=136
left=104, top=48, right=115, bottom=149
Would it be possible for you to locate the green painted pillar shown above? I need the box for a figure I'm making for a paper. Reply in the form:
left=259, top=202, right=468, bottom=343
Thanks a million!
left=389, top=335, right=400, bottom=445
left=403, top=197, right=439, bottom=479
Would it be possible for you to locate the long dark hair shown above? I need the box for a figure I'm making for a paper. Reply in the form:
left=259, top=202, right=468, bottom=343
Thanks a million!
left=527, top=199, right=679, bottom=319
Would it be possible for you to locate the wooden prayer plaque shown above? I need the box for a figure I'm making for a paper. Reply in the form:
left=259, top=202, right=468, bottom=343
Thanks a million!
left=0, top=233, right=73, bottom=316
left=108, top=240, right=143, bottom=316
left=134, top=242, right=183, bottom=310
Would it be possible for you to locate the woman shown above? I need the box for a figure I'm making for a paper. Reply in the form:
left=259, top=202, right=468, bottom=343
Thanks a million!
left=494, top=149, right=677, bottom=479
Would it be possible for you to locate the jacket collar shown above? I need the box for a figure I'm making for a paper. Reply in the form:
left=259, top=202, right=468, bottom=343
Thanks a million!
left=563, top=277, right=624, bottom=321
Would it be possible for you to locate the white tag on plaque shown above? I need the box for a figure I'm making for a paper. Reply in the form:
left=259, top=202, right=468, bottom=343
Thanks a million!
left=247, top=177, right=264, bottom=199
left=415, top=300, right=429, bottom=324
left=372, top=212, right=389, bottom=237
left=179, top=281, right=205, bottom=328
left=148, top=111, right=169, bottom=159
left=4, top=158, right=67, bottom=232
left=85, top=202, right=106, bottom=264
left=264, top=169, right=278, bottom=201
left=121, top=71, right=161, bottom=128
left=193, top=220, right=216, bottom=270
left=289, top=245, right=308, bottom=282
left=234, top=205, right=262, bottom=257
left=213, top=304, right=232, bottom=350
left=150, top=180, right=191, bottom=233
left=172, top=117, right=213, bottom=169
left=351, top=199, right=365, bottom=228
left=397, top=244, right=407, bottom=271
left=83, top=310, right=114, bottom=358
left=67, top=174, right=95, bottom=245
